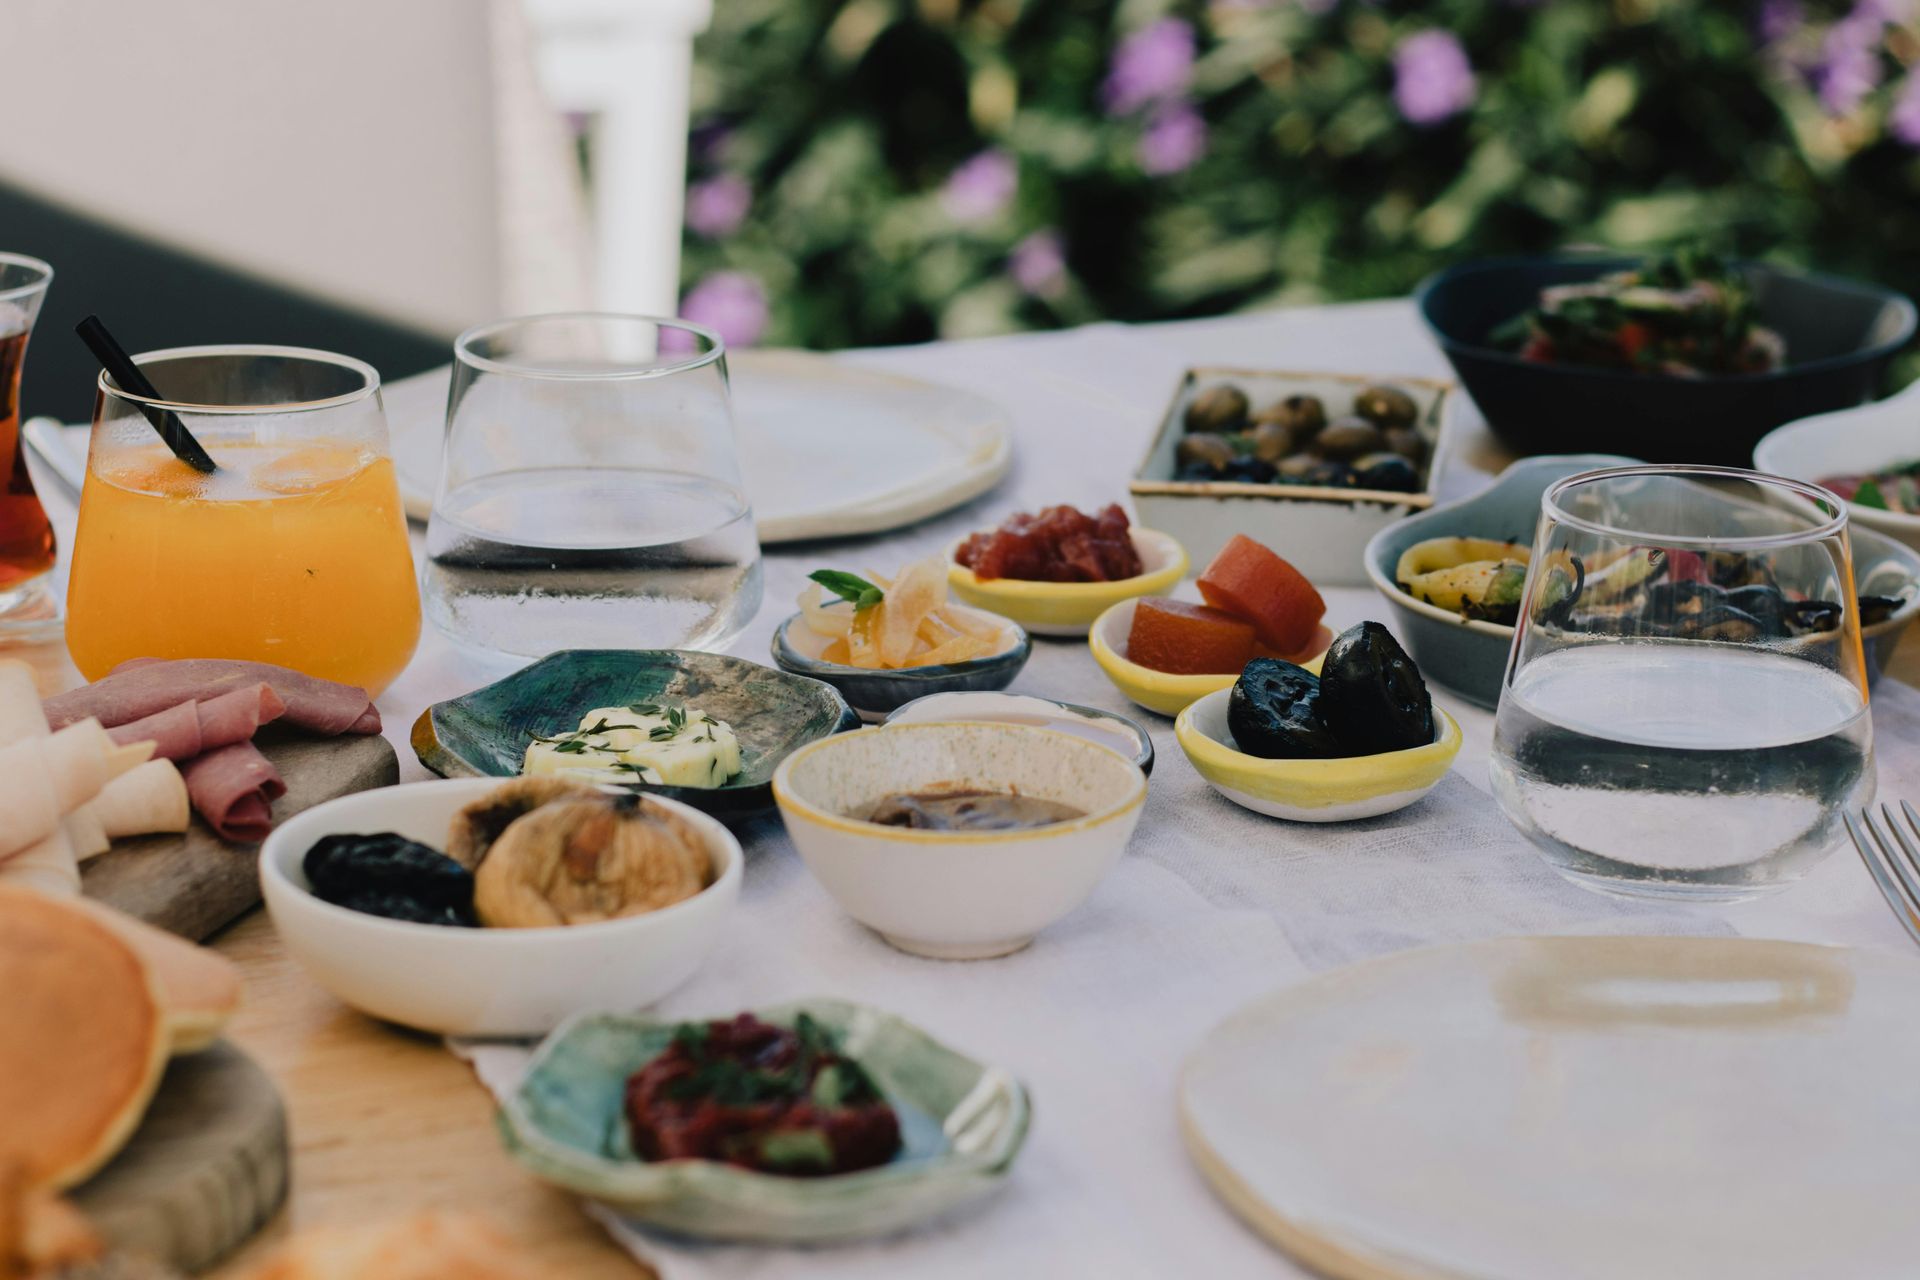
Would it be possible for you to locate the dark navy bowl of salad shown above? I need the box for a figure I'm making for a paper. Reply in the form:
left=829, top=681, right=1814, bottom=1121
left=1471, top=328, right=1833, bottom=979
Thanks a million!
left=1417, top=253, right=1915, bottom=466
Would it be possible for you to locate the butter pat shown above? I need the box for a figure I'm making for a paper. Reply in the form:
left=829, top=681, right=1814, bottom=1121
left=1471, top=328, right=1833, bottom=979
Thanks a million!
left=522, top=703, right=743, bottom=789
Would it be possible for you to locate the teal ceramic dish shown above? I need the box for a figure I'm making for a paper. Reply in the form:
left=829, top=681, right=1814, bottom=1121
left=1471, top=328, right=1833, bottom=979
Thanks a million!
left=1363, top=454, right=1920, bottom=708
left=496, top=1000, right=1032, bottom=1243
left=411, top=650, right=859, bottom=817
left=770, top=606, right=1032, bottom=721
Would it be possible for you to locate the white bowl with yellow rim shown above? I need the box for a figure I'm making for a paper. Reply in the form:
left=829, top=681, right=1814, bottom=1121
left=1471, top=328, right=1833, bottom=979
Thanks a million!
left=946, top=527, right=1188, bottom=637
left=1175, top=688, right=1461, bottom=822
left=771, top=722, right=1147, bottom=959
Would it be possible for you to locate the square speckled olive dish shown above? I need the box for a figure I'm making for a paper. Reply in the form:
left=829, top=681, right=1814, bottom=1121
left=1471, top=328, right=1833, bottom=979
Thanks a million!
left=1130, top=367, right=1459, bottom=587
left=496, top=1000, right=1031, bottom=1243
left=412, top=650, right=860, bottom=818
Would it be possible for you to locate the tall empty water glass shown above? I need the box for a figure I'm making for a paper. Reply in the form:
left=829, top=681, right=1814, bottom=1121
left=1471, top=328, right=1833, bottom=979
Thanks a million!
left=1490, top=465, right=1873, bottom=902
left=422, top=314, right=762, bottom=658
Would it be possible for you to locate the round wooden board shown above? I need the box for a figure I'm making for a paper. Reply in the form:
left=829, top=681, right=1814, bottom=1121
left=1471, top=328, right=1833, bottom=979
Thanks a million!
left=73, top=1041, right=288, bottom=1275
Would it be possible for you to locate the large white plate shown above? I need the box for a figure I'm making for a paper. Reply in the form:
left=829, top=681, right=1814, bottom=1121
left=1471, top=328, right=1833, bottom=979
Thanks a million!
left=27, top=350, right=1013, bottom=545
left=384, top=349, right=1012, bottom=542
left=1181, top=936, right=1920, bottom=1280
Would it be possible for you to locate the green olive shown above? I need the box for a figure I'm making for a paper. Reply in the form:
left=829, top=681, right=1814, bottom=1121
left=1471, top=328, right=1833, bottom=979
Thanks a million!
left=1314, top=416, right=1387, bottom=462
left=1352, top=384, right=1418, bottom=429
left=1249, top=420, right=1296, bottom=463
left=1184, top=385, right=1251, bottom=434
left=1275, top=451, right=1321, bottom=480
left=1255, top=394, right=1327, bottom=438
left=1384, top=426, right=1425, bottom=461
left=1175, top=432, right=1237, bottom=470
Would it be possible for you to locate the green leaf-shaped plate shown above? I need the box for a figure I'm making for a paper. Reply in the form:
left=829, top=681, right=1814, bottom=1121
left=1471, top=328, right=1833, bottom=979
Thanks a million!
left=498, top=1000, right=1031, bottom=1242
left=411, top=650, right=860, bottom=818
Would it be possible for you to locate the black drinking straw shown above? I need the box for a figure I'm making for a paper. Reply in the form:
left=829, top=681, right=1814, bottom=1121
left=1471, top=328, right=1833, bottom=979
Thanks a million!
left=75, top=315, right=219, bottom=473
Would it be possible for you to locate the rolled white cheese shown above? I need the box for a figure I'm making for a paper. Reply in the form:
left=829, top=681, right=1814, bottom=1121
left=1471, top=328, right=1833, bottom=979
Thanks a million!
left=0, top=660, right=80, bottom=894
left=0, top=720, right=155, bottom=860
left=92, top=760, right=192, bottom=841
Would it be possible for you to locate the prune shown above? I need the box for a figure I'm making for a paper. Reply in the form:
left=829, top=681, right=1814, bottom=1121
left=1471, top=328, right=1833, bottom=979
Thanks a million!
left=304, top=832, right=478, bottom=927
left=1316, top=622, right=1434, bottom=755
left=1228, top=659, right=1344, bottom=759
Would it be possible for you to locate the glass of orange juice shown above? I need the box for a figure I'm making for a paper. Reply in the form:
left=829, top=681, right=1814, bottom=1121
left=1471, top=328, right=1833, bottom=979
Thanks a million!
left=65, top=345, right=421, bottom=695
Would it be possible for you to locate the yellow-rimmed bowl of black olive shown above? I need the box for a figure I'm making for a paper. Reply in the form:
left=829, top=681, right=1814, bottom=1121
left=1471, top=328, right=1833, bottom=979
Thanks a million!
left=1174, top=623, right=1461, bottom=822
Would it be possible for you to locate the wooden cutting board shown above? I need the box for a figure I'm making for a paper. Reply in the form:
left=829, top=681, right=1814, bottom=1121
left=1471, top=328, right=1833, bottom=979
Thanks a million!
left=73, top=1042, right=288, bottom=1275
left=83, top=730, right=399, bottom=940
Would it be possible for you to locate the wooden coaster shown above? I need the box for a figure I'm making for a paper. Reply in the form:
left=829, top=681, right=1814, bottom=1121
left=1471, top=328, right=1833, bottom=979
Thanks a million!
left=73, top=1041, right=288, bottom=1275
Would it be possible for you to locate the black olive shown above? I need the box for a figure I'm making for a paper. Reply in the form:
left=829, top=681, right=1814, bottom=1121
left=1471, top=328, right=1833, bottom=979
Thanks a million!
left=1254, top=394, right=1327, bottom=438
left=1860, top=594, right=1904, bottom=626
left=1185, top=385, right=1250, bottom=434
left=1671, top=604, right=1766, bottom=642
left=305, top=831, right=477, bottom=925
left=1302, top=461, right=1357, bottom=488
left=1228, top=659, right=1345, bottom=759
left=1352, top=453, right=1420, bottom=493
left=1314, top=416, right=1387, bottom=462
left=1352, top=384, right=1418, bottom=429
left=1223, top=456, right=1276, bottom=483
left=1316, top=622, right=1434, bottom=755
left=1175, top=460, right=1221, bottom=482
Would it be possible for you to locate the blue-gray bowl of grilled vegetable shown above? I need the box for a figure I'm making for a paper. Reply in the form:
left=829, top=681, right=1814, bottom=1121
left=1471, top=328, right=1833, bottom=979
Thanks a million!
left=1365, top=454, right=1920, bottom=709
left=1417, top=252, right=1916, bottom=466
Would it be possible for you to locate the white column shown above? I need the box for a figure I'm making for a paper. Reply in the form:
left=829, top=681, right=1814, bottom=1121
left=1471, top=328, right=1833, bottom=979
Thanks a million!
left=524, top=0, right=714, bottom=317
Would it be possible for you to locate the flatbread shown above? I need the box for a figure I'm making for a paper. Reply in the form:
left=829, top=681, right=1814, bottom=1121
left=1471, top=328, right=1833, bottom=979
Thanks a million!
left=0, top=888, right=168, bottom=1189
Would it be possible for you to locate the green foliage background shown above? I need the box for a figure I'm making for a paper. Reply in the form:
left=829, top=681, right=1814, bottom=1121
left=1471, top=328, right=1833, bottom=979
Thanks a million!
left=680, top=0, right=1920, bottom=355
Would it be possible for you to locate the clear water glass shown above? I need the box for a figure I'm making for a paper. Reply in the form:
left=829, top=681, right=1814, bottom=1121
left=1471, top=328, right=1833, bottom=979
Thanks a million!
left=1490, top=465, right=1874, bottom=903
left=422, top=314, right=763, bottom=659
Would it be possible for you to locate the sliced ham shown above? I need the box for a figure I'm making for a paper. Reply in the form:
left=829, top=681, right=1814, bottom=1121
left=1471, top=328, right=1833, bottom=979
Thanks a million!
left=106, top=684, right=286, bottom=761
left=106, top=701, right=201, bottom=760
left=180, top=742, right=288, bottom=844
left=45, top=659, right=379, bottom=737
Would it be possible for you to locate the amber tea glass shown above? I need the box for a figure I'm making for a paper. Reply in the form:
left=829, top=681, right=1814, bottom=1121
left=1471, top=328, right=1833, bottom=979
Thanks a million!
left=0, top=253, right=57, bottom=638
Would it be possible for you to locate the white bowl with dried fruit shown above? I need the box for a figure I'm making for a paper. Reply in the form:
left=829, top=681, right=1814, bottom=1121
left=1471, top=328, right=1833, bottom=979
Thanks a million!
left=260, top=777, right=743, bottom=1036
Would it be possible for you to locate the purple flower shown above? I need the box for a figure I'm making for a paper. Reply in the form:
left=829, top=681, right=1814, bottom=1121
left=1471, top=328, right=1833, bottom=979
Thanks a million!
left=1009, top=230, right=1068, bottom=299
left=672, top=271, right=768, bottom=352
left=1815, top=12, right=1885, bottom=114
left=1893, top=74, right=1920, bottom=144
left=1756, top=0, right=1805, bottom=45
left=1393, top=30, right=1477, bottom=126
left=1138, top=100, right=1208, bottom=175
left=686, top=174, right=751, bottom=240
left=1103, top=19, right=1196, bottom=115
left=942, top=149, right=1018, bottom=224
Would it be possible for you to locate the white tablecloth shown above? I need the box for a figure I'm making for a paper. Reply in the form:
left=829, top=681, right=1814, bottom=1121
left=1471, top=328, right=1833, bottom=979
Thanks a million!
left=28, top=301, right=1920, bottom=1279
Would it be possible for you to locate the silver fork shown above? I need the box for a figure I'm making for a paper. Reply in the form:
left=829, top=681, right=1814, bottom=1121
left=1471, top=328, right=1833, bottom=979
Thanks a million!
left=1845, top=802, right=1920, bottom=948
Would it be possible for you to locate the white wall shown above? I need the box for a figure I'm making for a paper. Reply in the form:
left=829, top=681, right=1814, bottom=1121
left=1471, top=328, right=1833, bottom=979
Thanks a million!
left=0, top=0, right=504, bottom=335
